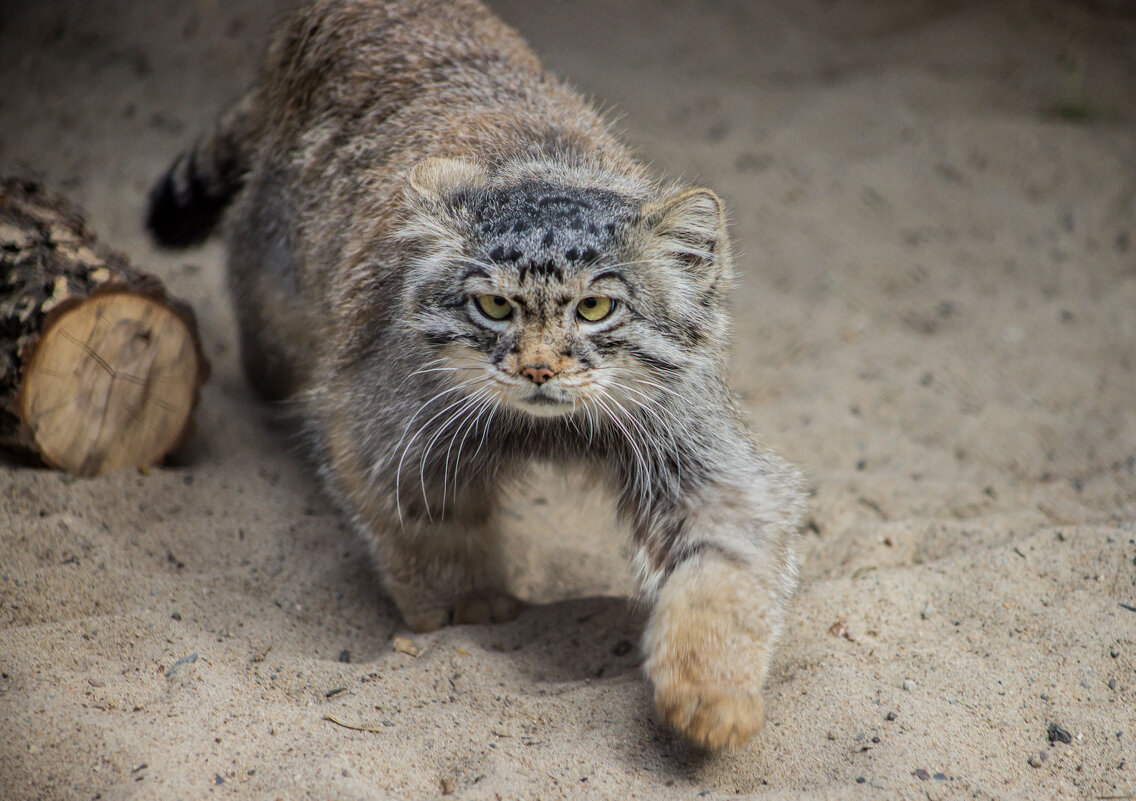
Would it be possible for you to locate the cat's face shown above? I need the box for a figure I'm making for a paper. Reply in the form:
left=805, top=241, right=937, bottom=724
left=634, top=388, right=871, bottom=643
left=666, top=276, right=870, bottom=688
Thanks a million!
left=400, top=159, right=730, bottom=422
left=441, top=263, right=644, bottom=418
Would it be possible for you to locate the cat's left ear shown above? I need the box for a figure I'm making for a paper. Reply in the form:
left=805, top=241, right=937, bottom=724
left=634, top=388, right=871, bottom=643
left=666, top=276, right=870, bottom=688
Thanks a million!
left=644, top=187, right=727, bottom=283
left=406, top=157, right=489, bottom=206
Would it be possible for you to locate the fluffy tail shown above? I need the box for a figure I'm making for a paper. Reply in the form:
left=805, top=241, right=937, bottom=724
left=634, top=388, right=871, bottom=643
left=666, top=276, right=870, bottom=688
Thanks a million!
left=146, top=92, right=259, bottom=246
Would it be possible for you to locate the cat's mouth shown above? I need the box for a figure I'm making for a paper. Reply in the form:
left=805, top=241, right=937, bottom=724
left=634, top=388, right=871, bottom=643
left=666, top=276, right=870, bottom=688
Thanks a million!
left=525, top=392, right=562, bottom=405
left=486, top=378, right=576, bottom=417
left=479, top=364, right=579, bottom=418
left=515, top=388, right=574, bottom=417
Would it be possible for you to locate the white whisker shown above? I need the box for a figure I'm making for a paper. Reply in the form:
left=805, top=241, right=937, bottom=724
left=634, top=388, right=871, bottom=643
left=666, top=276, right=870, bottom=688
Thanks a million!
left=469, top=399, right=501, bottom=464
left=593, top=391, right=651, bottom=505
left=419, top=386, right=493, bottom=520
left=609, top=378, right=684, bottom=493
left=441, top=390, right=496, bottom=516
left=392, top=377, right=491, bottom=524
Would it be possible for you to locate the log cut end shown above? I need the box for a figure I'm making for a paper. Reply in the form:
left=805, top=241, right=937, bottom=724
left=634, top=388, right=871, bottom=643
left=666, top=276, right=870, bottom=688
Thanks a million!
left=19, top=291, right=205, bottom=476
left=2, top=177, right=209, bottom=476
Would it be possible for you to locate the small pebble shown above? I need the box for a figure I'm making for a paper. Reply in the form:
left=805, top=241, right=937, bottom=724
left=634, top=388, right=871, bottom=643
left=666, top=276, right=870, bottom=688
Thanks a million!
left=1028, top=755, right=1043, bottom=768
left=1047, top=723, right=1072, bottom=744
left=886, top=711, right=896, bottom=721
left=855, top=777, right=866, bottom=784
left=902, top=679, right=916, bottom=692
left=933, top=773, right=947, bottom=781
left=440, top=778, right=455, bottom=795
left=338, top=649, right=350, bottom=663
left=392, top=637, right=420, bottom=657
left=1109, top=679, right=1117, bottom=690
left=921, top=602, right=936, bottom=620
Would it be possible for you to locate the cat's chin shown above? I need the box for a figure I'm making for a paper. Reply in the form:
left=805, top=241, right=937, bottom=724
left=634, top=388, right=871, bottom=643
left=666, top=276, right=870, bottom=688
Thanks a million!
left=511, top=393, right=575, bottom=418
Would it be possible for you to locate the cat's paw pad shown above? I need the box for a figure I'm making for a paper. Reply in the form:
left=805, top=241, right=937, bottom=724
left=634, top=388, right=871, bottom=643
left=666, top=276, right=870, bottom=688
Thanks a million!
left=403, top=606, right=452, bottom=633
left=401, top=591, right=521, bottom=631
left=453, top=590, right=521, bottom=625
left=654, top=682, right=764, bottom=750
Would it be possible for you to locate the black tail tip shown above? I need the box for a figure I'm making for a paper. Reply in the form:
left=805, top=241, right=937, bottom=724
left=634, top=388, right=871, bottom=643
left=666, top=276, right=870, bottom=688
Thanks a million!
left=146, top=170, right=227, bottom=248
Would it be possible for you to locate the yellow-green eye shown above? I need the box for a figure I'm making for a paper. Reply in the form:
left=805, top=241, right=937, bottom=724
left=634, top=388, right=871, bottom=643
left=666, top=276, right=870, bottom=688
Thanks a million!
left=476, top=294, right=512, bottom=320
left=576, top=295, right=613, bottom=322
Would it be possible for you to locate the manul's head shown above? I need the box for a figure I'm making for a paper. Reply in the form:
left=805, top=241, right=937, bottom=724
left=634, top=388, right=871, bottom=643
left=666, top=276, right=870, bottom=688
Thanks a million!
left=398, top=157, right=732, bottom=421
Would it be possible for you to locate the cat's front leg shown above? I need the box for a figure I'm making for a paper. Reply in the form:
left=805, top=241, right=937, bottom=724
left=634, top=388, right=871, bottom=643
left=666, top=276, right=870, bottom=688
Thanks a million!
left=370, top=517, right=522, bottom=632
left=637, top=462, right=802, bottom=750
left=325, top=437, right=521, bottom=631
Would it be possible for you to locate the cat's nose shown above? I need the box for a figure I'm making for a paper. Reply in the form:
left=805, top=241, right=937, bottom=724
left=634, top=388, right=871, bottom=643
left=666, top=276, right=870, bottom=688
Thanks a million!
left=522, top=363, right=557, bottom=385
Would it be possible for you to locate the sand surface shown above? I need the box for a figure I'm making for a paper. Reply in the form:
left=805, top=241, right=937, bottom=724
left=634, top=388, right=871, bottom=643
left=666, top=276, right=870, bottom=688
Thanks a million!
left=2, top=1, right=1135, bottom=798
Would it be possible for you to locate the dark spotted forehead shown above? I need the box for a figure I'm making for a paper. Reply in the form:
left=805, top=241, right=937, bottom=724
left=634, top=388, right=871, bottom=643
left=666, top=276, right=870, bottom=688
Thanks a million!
left=466, top=181, right=638, bottom=278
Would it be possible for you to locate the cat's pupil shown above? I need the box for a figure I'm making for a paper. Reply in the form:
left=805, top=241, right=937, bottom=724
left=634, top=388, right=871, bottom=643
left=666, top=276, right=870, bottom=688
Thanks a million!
left=583, top=297, right=597, bottom=308
left=493, top=296, right=506, bottom=306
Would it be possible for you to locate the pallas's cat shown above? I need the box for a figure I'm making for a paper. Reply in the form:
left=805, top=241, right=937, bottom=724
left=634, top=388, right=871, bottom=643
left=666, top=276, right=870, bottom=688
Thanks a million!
left=149, top=0, right=804, bottom=749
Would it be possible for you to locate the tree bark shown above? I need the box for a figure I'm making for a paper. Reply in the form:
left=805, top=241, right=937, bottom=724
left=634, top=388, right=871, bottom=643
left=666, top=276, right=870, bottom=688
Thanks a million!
left=1, top=177, right=209, bottom=476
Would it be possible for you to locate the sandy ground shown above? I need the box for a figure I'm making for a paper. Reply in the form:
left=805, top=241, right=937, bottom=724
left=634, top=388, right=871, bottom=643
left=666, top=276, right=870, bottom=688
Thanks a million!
left=2, top=0, right=1136, bottom=799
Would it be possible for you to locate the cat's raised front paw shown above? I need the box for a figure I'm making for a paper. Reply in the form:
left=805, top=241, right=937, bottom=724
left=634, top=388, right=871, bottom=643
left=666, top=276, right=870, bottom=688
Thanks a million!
left=643, top=556, right=779, bottom=750
left=654, top=680, right=764, bottom=750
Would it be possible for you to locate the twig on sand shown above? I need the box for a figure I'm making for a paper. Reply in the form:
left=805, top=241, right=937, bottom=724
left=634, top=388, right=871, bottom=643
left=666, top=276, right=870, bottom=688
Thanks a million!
left=164, top=653, right=198, bottom=678
left=322, top=714, right=384, bottom=733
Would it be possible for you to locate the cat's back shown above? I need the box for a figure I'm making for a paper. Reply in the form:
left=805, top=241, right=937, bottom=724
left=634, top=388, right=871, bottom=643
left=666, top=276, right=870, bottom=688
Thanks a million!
left=244, top=1, right=641, bottom=299
left=246, top=0, right=630, bottom=276
left=258, top=0, right=581, bottom=152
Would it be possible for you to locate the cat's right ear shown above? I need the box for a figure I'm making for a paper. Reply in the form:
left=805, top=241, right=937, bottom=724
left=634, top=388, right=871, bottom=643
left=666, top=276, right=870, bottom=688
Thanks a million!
left=406, top=158, right=488, bottom=206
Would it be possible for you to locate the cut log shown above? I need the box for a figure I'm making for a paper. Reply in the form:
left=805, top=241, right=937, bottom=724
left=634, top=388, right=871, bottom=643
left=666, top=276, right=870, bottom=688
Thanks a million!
left=1, top=177, right=209, bottom=476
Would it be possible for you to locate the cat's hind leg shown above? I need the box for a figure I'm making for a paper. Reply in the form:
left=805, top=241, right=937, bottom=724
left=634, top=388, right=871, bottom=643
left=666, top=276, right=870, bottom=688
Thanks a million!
left=225, top=179, right=317, bottom=401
